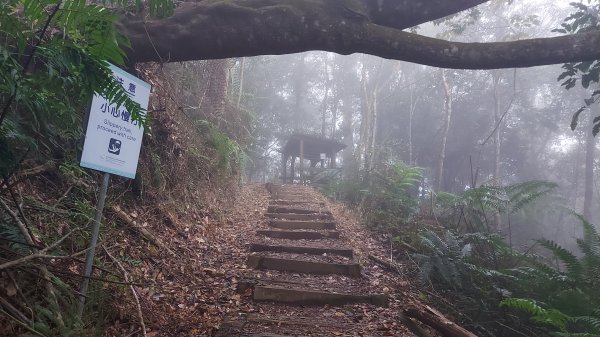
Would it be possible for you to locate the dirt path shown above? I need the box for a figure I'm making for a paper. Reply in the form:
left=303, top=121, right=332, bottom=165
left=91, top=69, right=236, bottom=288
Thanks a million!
left=134, top=184, right=426, bottom=336
left=213, top=184, right=416, bottom=336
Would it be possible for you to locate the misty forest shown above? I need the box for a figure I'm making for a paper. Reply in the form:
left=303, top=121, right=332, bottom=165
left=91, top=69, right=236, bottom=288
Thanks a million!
left=2, top=0, right=600, bottom=336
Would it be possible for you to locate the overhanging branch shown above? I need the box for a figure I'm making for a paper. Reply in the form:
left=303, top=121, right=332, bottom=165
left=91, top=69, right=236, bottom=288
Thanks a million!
left=118, top=0, right=600, bottom=69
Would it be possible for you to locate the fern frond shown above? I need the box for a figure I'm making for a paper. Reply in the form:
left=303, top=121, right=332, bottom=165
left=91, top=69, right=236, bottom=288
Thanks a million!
left=538, top=239, right=583, bottom=278
left=501, top=298, right=569, bottom=330
left=506, top=180, right=557, bottom=213
left=570, top=316, right=600, bottom=333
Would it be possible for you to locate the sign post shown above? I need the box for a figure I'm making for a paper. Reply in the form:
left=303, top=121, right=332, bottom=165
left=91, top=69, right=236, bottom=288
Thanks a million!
left=77, top=64, right=151, bottom=317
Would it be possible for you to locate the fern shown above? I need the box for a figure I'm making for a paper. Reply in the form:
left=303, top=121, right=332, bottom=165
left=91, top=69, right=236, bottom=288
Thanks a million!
left=538, top=239, right=583, bottom=278
left=435, top=180, right=557, bottom=232
left=501, top=298, right=569, bottom=330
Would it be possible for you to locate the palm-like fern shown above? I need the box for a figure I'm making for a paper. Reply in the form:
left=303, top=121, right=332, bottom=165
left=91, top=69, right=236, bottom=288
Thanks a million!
left=500, top=213, right=600, bottom=336
left=362, top=162, right=423, bottom=228
left=435, top=180, right=557, bottom=232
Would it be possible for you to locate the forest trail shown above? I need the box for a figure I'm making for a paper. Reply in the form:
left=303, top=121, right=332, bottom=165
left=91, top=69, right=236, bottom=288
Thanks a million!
left=215, top=184, right=415, bottom=336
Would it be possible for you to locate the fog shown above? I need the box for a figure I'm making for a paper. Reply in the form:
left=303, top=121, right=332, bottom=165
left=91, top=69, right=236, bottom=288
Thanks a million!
left=178, top=1, right=596, bottom=250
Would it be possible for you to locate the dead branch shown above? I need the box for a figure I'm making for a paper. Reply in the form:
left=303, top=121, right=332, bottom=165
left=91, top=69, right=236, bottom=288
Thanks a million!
left=1, top=197, right=65, bottom=328
left=0, top=295, right=32, bottom=325
left=0, top=230, right=75, bottom=270
left=110, top=205, right=174, bottom=255
left=368, top=254, right=401, bottom=274
left=0, top=198, right=35, bottom=246
left=0, top=308, right=45, bottom=337
left=398, top=312, right=434, bottom=337
left=103, top=246, right=147, bottom=337
left=404, top=305, right=478, bottom=337
left=0, top=162, right=55, bottom=192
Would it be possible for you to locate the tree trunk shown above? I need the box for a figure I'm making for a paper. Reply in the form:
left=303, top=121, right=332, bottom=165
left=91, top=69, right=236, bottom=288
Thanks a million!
left=583, top=104, right=597, bottom=220
left=408, top=83, right=420, bottom=166
left=341, top=102, right=356, bottom=178
left=321, top=58, right=332, bottom=137
left=492, top=72, right=501, bottom=183
left=204, top=59, right=229, bottom=119
left=236, top=57, right=245, bottom=108
left=436, top=69, right=453, bottom=192
left=293, top=54, right=306, bottom=132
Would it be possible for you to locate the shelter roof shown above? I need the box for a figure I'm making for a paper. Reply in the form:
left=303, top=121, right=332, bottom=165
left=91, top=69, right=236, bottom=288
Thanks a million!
left=282, top=133, right=346, bottom=159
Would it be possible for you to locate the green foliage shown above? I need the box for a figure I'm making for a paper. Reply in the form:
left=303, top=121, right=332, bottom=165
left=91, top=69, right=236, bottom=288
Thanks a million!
left=500, top=298, right=570, bottom=331
left=0, top=212, right=32, bottom=255
left=195, top=120, right=246, bottom=175
left=0, top=0, right=163, bottom=334
left=436, top=180, right=557, bottom=232
left=408, top=179, right=597, bottom=337
left=554, top=0, right=600, bottom=135
left=0, top=0, right=152, bottom=184
left=361, top=162, right=422, bottom=229
left=414, top=230, right=476, bottom=290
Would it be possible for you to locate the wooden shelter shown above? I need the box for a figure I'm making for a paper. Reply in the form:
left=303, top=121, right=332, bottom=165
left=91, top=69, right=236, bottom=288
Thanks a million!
left=281, top=133, right=346, bottom=184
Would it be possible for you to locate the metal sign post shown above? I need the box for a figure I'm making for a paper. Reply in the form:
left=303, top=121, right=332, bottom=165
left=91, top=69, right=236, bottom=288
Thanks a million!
left=77, top=63, right=151, bottom=318
left=77, top=172, right=110, bottom=317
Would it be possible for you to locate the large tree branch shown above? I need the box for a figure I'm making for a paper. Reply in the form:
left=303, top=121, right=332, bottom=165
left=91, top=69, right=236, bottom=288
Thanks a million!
left=365, top=0, right=488, bottom=30
left=118, top=0, right=600, bottom=69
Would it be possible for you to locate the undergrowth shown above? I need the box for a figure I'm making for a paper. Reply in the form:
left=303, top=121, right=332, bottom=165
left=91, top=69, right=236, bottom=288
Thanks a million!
left=329, top=161, right=599, bottom=337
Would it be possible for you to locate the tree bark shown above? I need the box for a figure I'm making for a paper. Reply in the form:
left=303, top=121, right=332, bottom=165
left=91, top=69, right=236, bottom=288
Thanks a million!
left=492, top=72, right=501, bottom=184
left=583, top=104, right=597, bottom=220
left=436, top=69, right=452, bottom=192
left=118, top=0, right=600, bottom=69
left=293, top=54, right=306, bottom=132
left=320, top=57, right=332, bottom=137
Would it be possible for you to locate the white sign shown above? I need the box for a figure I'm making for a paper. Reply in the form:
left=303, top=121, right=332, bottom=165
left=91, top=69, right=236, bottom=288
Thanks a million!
left=80, top=63, right=151, bottom=179
left=320, top=153, right=327, bottom=160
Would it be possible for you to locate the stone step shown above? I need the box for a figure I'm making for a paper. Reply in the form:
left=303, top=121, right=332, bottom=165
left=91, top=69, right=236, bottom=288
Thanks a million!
left=267, top=206, right=324, bottom=214
left=256, top=229, right=339, bottom=240
left=264, top=213, right=333, bottom=221
left=247, top=255, right=360, bottom=276
left=269, top=220, right=336, bottom=230
left=253, top=285, right=388, bottom=306
left=249, top=243, right=353, bottom=258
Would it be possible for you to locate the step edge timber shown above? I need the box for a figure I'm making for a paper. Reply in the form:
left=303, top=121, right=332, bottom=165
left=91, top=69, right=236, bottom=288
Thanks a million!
left=267, top=206, right=326, bottom=214
left=264, top=213, right=333, bottom=220
left=247, top=255, right=361, bottom=276
left=270, top=200, right=325, bottom=206
left=249, top=243, right=353, bottom=258
left=253, top=285, right=389, bottom=307
left=256, top=229, right=340, bottom=240
left=269, top=220, right=336, bottom=230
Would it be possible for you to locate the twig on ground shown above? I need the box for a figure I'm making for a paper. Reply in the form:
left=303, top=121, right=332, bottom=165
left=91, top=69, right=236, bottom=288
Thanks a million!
left=368, top=254, right=402, bottom=274
left=0, top=230, right=76, bottom=270
left=0, top=198, right=35, bottom=246
left=398, top=312, right=433, bottom=337
left=103, top=246, right=147, bottom=337
left=0, top=308, right=44, bottom=337
left=0, top=296, right=31, bottom=325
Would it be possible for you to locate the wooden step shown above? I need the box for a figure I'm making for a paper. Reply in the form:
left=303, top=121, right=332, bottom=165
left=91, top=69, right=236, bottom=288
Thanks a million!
left=264, top=213, right=333, bottom=221
left=249, top=243, right=353, bottom=258
left=253, top=285, right=388, bottom=306
left=269, top=220, right=336, bottom=230
left=270, top=200, right=324, bottom=206
left=217, top=313, right=353, bottom=336
left=247, top=255, right=360, bottom=276
left=267, top=206, right=323, bottom=214
left=256, top=229, right=339, bottom=240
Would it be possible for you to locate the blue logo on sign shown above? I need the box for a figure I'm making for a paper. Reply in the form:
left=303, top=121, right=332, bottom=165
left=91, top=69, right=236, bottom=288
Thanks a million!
left=108, top=138, right=121, bottom=155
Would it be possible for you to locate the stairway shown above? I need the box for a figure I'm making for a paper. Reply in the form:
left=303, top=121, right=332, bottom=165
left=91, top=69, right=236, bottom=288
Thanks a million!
left=217, top=185, right=388, bottom=336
